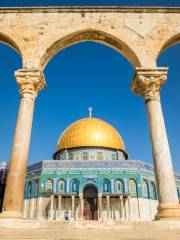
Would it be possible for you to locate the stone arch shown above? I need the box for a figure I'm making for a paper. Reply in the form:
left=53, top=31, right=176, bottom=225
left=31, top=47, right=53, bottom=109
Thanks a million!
left=0, top=32, right=21, bottom=56
left=157, top=33, right=180, bottom=60
left=40, top=29, right=141, bottom=69
left=83, top=184, right=98, bottom=198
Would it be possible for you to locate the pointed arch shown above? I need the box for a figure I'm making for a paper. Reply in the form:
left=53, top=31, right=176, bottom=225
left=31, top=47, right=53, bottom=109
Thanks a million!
left=157, top=33, right=180, bottom=60
left=102, top=179, right=111, bottom=193
left=0, top=32, right=21, bottom=56
left=116, top=179, right=124, bottom=193
left=129, top=178, right=137, bottom=197
left=40, top=29, right=141, bottom=69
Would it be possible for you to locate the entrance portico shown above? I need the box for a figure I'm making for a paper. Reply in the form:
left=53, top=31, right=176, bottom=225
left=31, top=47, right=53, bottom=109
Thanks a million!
left=83, top=184, right=98, bottom=220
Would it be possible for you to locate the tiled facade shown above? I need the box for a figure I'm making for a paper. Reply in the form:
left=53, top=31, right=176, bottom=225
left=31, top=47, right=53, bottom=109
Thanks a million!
left=23, top=159, right=180, bottom=221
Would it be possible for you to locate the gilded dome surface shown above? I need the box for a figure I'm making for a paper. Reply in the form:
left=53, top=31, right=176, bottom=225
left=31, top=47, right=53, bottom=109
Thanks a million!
left=57, top=117, right=125, bottom=151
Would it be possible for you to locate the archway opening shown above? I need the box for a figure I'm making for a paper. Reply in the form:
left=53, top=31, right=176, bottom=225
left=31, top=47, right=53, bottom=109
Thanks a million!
left=83, top=184, right=98, bottom=220
left=0, top=40, right=22, bottom=212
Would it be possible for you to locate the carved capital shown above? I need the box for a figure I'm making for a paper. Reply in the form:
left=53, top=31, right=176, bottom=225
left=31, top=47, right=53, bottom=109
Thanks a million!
left=15, top=69, right=46, bottom=100
left=131, top=68, right=168, bottom=102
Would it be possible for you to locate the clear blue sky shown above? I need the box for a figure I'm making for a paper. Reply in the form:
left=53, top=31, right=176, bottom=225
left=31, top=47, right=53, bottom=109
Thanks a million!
left=0, top=1, right=180, bottom=172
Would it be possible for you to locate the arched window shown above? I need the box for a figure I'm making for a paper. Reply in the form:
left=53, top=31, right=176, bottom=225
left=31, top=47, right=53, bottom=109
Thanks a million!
left=150, top=182, right=157, bottom=200
left=103, top=179, right=111, bottom=193
left=116, top=179, right=124, bottom=193
left=34, top=179, right=39, bottom=196
left=142, top=179, right=149, bottom=198
left=129, top=179, right=137, bottom=197
left=46, top=179, right=53, bottom=193
left=71, top=179, right=79, bottom=193
left=28, top=182, right=32, bottom=198
left=58, top=179, right=65, bottom=193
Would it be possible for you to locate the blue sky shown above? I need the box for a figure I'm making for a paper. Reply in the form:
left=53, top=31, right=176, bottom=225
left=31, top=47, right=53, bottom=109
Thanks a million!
left=0, top=1, right=180, bottom=172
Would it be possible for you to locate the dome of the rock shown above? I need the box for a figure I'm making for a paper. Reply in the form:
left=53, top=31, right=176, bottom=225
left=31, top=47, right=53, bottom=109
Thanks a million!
left=57, top=117, right=125, bottom=151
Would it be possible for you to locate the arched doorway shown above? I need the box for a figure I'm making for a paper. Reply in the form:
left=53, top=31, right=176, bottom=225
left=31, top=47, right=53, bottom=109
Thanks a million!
left=83, top=184, right=98, bottom=220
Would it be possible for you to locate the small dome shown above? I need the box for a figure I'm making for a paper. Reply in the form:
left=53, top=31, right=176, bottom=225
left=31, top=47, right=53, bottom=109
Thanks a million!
left=56, top=117, right=125, bottom=151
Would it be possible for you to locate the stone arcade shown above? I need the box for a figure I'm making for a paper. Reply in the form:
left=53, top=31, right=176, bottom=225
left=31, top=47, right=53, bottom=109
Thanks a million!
left=0, top=6, right=180, bottom=220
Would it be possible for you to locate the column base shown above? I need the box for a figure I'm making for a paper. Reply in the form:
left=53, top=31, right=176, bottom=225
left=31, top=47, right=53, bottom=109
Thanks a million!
left=155, top=203, right=180, bottom=220
left=0, top=210, right=22, bottom=219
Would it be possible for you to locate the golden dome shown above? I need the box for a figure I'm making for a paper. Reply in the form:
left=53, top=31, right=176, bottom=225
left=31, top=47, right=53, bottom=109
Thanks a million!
left=57, top=117, right=125, bottom=151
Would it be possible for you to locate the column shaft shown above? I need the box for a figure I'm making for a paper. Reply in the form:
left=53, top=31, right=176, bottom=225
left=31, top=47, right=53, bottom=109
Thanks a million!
left=132, top=67, right=180, bottom=220
left=106, top=195, right=110, bottom=220
left=2, top=97, right=35, bottom=217
left=146, top=100, right=178, bottom=203
left=71, top=195, right=75, bottom=220
left=58, top=196, right=62, bottom=219
left=120, top=196, right=124, bottom=219
left=79, top=194, right=84, bottom=220
left=128, top=197, right=131, bottom=220
left=98, top=194, right=102, bottom=220
left=0, top=69, right=45, bottom=218
left=50, top=195, right=54, bottom=220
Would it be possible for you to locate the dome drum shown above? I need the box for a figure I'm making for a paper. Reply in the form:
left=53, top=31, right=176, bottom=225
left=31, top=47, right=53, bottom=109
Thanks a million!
left=53, top=146, right=128, bottom=161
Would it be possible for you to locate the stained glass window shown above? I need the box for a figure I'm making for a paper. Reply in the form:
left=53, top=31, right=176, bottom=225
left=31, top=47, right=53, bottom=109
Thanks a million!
left=129, top=179, right=137, bottom=197
left=112, top=153, right=116, bottom=160
left=97, top=152, right=103, bottom=160
left=83, top=152, right=88, bottom=160
left=69, top=153, right=74, bottom=160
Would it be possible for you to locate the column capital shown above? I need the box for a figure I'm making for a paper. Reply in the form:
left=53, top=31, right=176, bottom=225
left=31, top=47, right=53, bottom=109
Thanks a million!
left=15, top=69, right=46, bottom=100
left=131, top=67, right=168, bottom=103
left=98, top=193, right=102, bottom=198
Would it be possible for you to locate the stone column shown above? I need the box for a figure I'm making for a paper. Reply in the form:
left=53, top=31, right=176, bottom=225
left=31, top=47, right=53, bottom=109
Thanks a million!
left=79, top=193, right=84, bottom=220
left=36, top=197, right=43, bottom=220
left=0, top=69, right=45, bottom=219
left=106, top=195, right=110, bottom=220
left=127, top=196, right=131, bottom=220
left=71, top=195, right=75, bottom=220
left=50, top=195, right=54, bottom=220
left=98, top=193, right=102, bottom=220
left=120, top=196, right=124, bottom=219
left=58, top=195, right=62, bottom=219
left=30, top=198, right=35, bottom=219
left=131, top=67, right=180, bottom=220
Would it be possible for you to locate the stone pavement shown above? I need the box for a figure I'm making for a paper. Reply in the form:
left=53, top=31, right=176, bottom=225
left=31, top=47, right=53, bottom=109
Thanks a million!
left=1, top=220, right=180, bottom=240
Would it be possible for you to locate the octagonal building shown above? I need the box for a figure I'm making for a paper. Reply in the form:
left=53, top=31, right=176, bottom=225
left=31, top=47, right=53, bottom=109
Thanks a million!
left=23, top=116, right=180, bottom=220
